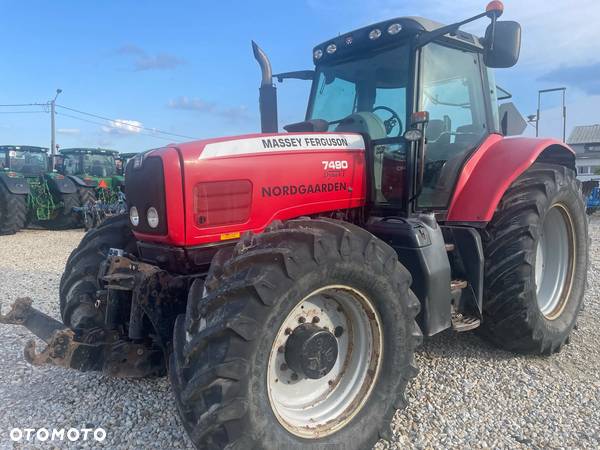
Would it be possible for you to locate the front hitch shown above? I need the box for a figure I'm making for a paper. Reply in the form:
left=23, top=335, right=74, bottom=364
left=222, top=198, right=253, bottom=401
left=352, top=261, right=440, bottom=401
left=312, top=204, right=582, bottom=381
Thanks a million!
left=0, top=297, right=163, bottom=377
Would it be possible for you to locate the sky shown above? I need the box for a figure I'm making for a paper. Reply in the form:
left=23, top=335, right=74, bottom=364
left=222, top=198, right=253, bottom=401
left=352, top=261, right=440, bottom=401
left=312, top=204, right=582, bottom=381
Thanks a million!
left=2, top=0, right=600, bottom=152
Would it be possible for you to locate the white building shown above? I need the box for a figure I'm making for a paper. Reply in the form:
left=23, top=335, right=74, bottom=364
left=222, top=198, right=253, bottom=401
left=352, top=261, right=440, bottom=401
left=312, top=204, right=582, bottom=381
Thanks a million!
left=567, top=125, right=600, bottom=182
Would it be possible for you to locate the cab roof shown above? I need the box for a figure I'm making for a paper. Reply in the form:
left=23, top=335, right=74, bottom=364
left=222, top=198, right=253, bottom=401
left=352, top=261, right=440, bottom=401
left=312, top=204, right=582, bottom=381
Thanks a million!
left=313, top=16, right=483, bottom=65
left=60, top=147, right=119, bottom=156
left=0, top=145, right=48, bottom=153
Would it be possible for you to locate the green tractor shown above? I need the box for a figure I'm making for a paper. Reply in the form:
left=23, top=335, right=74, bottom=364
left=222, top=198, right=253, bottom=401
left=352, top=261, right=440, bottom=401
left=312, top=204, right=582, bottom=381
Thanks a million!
left=0, top=145, right=86, bottom=234
left=58, top=148, right=126, bottom=229
left=59, top=148, right=124, bottom=204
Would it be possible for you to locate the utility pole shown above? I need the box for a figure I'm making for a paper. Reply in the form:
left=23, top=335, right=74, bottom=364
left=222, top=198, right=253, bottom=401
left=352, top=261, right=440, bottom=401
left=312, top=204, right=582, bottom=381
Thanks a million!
left=50, top=89, right=62, bottom=169
left=536, top=87, right=567, bottom=142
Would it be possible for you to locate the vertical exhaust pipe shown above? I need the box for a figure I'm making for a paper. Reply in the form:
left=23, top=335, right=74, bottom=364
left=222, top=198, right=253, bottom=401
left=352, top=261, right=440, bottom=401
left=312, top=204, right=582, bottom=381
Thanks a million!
left=252, top=41, right=278, bottom=133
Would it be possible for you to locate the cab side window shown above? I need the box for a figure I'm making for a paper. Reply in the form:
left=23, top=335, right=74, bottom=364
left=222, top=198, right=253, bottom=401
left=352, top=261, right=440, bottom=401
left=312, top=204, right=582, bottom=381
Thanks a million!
left=419, top=43, right=488, bottom=208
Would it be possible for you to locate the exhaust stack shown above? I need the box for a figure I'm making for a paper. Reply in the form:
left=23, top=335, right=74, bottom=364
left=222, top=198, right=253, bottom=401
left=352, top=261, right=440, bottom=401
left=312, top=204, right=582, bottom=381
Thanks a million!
left=252, top=41, right=278, bottom=133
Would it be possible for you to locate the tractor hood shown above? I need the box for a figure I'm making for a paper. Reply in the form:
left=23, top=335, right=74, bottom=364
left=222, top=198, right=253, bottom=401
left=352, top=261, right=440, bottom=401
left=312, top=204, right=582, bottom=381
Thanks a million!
left=126, top=132, right=368, bottom=247
left=177, top=132, right=365, bottom=160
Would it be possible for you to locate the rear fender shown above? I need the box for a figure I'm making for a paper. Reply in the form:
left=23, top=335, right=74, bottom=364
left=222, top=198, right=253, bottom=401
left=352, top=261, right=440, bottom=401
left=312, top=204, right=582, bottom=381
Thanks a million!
left=447, top=136, right=575, bottom=223
left=44, top=174, right=77, bottom=194
left=0, top=172, right=30, bottom=195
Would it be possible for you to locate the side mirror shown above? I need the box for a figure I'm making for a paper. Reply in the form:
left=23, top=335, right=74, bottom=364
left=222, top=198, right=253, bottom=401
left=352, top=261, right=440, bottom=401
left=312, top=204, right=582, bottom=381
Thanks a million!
left=484, top=21, right=521, bottom=68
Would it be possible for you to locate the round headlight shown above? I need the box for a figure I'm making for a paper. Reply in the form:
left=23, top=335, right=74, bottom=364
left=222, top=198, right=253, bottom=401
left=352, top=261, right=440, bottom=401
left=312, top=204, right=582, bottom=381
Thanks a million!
left=326, top=44, right=337, bottom=54
left=387, top=23, right=402, bottom=35
left=129, top=206, right=139, bottom=226
left=313, top=49, right=323, bottom=60
left=369, top=28, right=382, bottom=40
left=147, top=207, right=159, bottom=229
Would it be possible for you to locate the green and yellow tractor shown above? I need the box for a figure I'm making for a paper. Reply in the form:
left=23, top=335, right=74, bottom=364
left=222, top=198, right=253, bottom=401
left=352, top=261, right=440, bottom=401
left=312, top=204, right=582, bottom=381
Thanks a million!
left=0, top=145, right=89, bottom=234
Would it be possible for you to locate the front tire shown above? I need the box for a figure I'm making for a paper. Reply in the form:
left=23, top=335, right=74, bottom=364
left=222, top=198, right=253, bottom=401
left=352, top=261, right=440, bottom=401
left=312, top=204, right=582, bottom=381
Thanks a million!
left=43, top=192, right=81, bottom=230
left=0, top=183, right=26, bottom=235
left=480, top=163, right=588, bottom=354
left=170, top=218, right=422, bottom=449
left=59, top=214, right=136, bottom=330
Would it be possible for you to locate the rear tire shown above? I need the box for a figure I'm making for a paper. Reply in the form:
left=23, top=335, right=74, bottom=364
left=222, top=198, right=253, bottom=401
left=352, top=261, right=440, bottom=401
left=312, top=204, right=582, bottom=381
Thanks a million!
left=0, top=183, right=26, bottom=235
left=480, top=163, right=588, bottom=354
left=170, top=218, right=422, bottom=450
left=59, top=214, right=136, bottom=330
left=78, top=186, right=96, bottom=206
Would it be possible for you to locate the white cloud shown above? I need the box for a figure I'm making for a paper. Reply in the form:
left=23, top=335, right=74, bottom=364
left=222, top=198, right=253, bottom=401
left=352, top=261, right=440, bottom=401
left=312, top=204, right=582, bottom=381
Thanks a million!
left=168, top=96, right=215, bottom=113
left=168, top=97, right=253, bottom=123
left=57, top=128, right=80, bottom=135
left=102, top=119, right=143, bottom=135
left=116, top=44, right=186, bottom=71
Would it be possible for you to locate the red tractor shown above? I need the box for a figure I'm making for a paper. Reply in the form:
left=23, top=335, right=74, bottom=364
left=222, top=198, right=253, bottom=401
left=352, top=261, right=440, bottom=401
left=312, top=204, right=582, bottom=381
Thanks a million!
left=1, top=3, right=588, bottom=449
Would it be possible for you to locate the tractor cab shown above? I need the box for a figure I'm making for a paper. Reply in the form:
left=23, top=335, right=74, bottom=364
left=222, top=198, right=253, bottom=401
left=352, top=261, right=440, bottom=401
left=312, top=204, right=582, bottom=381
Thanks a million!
left=59, top=148, right=122, bottom=189
left=262, top=5, right=522, bottom=217
left=0, top=145, right=49, bottom=176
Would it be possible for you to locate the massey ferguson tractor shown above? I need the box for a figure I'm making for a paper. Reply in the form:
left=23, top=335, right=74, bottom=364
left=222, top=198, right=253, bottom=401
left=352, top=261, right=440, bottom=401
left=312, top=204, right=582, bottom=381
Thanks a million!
left=0, top=3, right=589, bottom=449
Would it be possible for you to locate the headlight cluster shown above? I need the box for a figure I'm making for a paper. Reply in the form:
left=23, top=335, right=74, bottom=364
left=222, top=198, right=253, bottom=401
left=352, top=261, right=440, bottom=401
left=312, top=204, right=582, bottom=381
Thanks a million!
left=129, top=206, right=159, bottom=229
left=313, top=22, right=403, bottom=60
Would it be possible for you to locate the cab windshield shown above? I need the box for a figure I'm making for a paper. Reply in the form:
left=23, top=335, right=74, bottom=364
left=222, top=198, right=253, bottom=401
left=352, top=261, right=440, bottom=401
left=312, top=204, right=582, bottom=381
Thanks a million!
left=308, top=44, right=410, bottom=136
left=308, top=44, right=411, bottom=208
left=63, top=154, right=116, bottom=177
left=9, top=151, right=47, bottom=174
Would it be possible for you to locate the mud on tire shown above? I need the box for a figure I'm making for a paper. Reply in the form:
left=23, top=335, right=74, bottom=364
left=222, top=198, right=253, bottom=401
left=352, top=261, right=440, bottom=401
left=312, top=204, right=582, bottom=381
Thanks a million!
left=0, top=183, right=26, bottom=235
left=170, top=218, right=422, bottom=450
left=480, top=163, right=588, bottom=354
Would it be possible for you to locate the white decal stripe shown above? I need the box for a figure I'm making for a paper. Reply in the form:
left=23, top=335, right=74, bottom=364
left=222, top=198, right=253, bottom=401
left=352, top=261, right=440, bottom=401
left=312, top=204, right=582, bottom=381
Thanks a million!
left=199, top=134, right=365, bottom=159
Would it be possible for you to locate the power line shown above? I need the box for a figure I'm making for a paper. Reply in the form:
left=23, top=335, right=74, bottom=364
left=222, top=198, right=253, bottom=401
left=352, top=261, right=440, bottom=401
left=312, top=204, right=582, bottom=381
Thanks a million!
left=0, top=103, right=46, bottom=107
left=56, top=104, right=198, bottom=140
left=56, top=112, right=177, bottom=142
left=0, top=110, right=48, bottom=114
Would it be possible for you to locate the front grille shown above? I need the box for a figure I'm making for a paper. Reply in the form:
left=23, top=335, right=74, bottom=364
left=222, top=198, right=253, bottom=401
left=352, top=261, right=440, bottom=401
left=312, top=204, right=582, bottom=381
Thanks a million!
left=125, top=156, right=168, bottom=235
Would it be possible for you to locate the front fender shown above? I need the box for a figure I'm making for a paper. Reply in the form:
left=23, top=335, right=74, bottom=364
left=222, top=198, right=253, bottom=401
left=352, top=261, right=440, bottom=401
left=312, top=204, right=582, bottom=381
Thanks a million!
left=0, top=172, right=30, bottom=195
left=447, top=135, right=575, bottom=223
left=66, top=175, right=92, bottom=188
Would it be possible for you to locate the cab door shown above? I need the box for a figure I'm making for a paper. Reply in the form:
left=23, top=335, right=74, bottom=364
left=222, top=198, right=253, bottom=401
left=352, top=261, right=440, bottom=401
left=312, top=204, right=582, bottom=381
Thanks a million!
left=417, top=42, right=493, bottom=211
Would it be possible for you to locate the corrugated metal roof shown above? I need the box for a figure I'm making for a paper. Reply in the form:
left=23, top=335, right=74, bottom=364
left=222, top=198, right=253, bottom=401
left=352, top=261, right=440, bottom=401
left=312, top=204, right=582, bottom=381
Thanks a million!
left=567, top=125, right=600, bottom=144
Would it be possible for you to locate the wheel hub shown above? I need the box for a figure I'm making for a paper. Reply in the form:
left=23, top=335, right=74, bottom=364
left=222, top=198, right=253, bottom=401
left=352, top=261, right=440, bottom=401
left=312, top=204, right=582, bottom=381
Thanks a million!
left=535, top=203, right=576, bottom=320
left=267, top=285, right=383, bottom=439
left=285, top=324, right=338, bottom=380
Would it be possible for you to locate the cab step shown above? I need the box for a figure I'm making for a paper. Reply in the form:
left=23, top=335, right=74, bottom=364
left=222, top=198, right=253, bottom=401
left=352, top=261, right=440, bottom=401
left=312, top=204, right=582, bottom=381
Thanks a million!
left=451, top=310, right=481, bottom=332
left=450, top=279, right=481, bottom=332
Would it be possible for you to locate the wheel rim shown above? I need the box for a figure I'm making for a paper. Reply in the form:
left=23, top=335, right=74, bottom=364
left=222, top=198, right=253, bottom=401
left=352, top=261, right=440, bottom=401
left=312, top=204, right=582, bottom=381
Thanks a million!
left=267, top=285, right=383, bottom=439
left=535, top=203, right=576, bottom=320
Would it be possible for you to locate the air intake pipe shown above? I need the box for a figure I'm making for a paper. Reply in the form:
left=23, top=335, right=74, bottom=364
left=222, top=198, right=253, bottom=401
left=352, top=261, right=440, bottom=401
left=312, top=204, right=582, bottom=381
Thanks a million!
left=252, top=41, right=278, bottom=133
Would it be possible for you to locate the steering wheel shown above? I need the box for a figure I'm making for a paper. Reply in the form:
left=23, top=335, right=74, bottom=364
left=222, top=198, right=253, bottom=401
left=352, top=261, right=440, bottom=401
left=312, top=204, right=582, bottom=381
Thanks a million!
left=372, top=106, right=403, bottom=137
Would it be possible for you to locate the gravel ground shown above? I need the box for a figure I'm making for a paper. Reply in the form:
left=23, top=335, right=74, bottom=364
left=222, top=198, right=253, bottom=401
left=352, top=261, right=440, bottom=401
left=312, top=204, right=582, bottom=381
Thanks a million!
left=0, top=221, right=599, bottom=449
